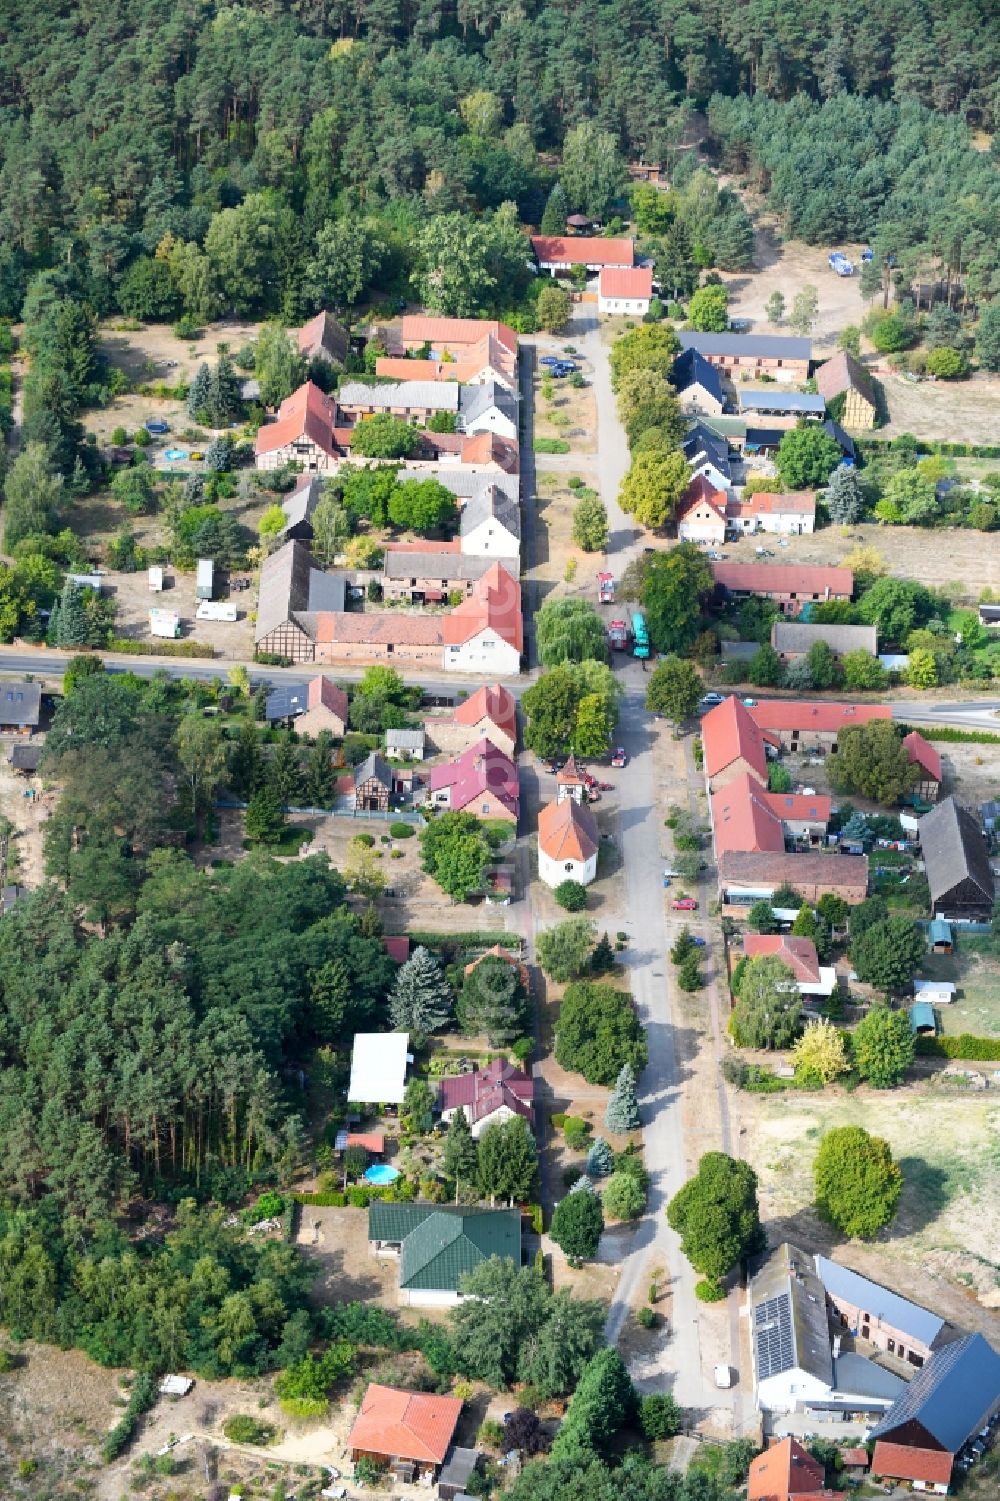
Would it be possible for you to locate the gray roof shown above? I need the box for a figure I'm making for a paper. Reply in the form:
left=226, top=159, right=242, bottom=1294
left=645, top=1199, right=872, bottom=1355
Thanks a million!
left=823, top=418, right=855, bottom=456
left=680, top=330, right=813, bottom=361
left=459, top=381, right=517, bottom=425
left=281, top=475, right=323, bottom=531
left=255, top=540, right=346, bottom=644
left=751, top=1242, right=834, bottom=1391
left=460, top=484, right=521, bottom=542
left=870, top=1332, right=1000, bottom=1452
left=265, top=684, right=310, bottom=720
left=738, top=388, right=827, bottom=415
left=10, top=743, right=41, bottom=771
left=772, top=621, right=877, bottom=655
left=404, top=466, right=519, bottom=505
left=684, top=421, right=731, bottom=479
left=919, top=796, right=994, bottom=910
left=833, top=1353, right=907, bottom=1402
left=386, top=728, right=426, bottom=751
left=816, top=1256, right=945, bottom=1349
left=383, top=552, right=500, bottom=582
left=339, top=380, right=458, bottom=412
left=673, top=347, right=724, bottom=404
left=0, top=681, right=41, bottom=727
left=354, top=750, right=393, bottom=789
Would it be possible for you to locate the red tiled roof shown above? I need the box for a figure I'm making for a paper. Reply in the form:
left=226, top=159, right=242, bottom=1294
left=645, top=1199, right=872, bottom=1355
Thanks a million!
left=531, top=235, right=634, bottom=267
left=346, top=1131, right=386, bottom=1153
left=726, top=491, right=816, bottom=518
left=903, top=729, right=942, bottom=782
left=384, top=538, right=462, bottom=556
left=814, top=349, right=877, bottom=407
left=460, top=431, right=519, bottom=472
left=678, top=476, right=729, bottom=524
left=453, top=683, right=517, bottom=743
left=557, top=754, right=587, bottom=786
left=307, top=674, right=348, bottom=721
left=463, top=946, right=529, bottom=986
left=428, top=736, right=519, bottom=817
left=537, top=795, right=599, bottom=862
left=401, top=316, right=518, bottom=358
left=701, top=696, right=769, bottom=783
left=437, top=1056, right=533, bottom=1125
left=842, top=1449, right=869, bottom=1469
left=711, top=561, right=854, bottom=597
left=749, top=700, right=891, bottom=735
left=382, top=936, right=411, bottom=964
left=599, top=266, right=653, bottom=299
left=316, top=613, right=444, bottom=647
left=297, top=310, right=348, bottom=364
left=711, top=773, right=786, bottom=856
left=742, top=933, right=821, bottom=984
left=763, top=790, right=832, bottom=826
left=719, top=849, right=869, bottom=894
left=872, top=1441, right=953, bottom=1488
left=348, top=1384, right=462, bottom=1465
left=442, top=565, right=523, bottom=652
left=255, top=381, right=340, bottom=459
left=749, top=1437, right=825, bottom=1501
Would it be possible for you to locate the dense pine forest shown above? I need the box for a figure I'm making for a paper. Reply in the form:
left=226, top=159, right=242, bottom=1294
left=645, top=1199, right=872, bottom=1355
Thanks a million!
left=1, top=0, right=999, bottom=324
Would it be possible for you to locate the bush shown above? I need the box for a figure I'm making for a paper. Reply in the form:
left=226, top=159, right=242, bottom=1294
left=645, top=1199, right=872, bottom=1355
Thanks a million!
left=102, top=1373, right=157, bottom=1461
left=554, top=879, right=588, bottom=911
left=563, top=1116, right=591, bottom=1151
left=389, top=821, right=415, bottom=838
left=534, top=438, right=571, bottom=454
left=242, top=1190, right=286, bottom=1223
left=925, top=346, right=967, bottom=379
left=639, top=1391, right=681, bottom=1438
left=636, top=1306, right=656, bottom=1329
left=695, top=1278, right=726, bottom=1302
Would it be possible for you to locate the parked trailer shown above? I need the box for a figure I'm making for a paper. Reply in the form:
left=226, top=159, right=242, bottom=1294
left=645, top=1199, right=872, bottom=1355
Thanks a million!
left=196, top=601, right=238, bottom=622
left=195, top=558, right=214, bottom=601
left=631, top=611, right=650, bottom=660
left=149, top=608, right=181, bottom=639
left=148, top=566, right=164, bottom=592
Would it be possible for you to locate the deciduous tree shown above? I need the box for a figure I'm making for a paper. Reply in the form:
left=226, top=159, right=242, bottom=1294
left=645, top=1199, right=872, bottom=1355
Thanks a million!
left=814, top=1125, right=902, bottom=1238
left=851, top=1004, right=915, bottom=1087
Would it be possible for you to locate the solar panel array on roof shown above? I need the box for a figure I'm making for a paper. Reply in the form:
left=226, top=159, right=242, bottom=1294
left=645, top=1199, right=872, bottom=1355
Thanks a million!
left=755, top=1291, right=795, bottom=1381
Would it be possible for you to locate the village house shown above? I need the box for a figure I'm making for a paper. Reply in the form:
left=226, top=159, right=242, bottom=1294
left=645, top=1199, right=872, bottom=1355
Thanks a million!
left=442, top=563, right=523, bottom=674
left=711, top=774, right=831, bottom=858
left=683, top=422, right=733, bottom=490
left=725, top=491, right=816, bottom=536
left=742, top=933, right=837, bottom=1000
left=771, top=620, right=878, bottom=661
left=279, top=473, right=323, bottom=542
left=459, top=484, right=521, bottom=562
left=676, top=476, right=728, bottom=545
left=367, top=1207, right=521, bottom=1307
left=337, top=380, right=459, bottom=425
left=737, top=388, right=826, bottom=420
left=406, top=465, right=519, bottom=509
left=254, top=381, right=345, bottom=472
left=348, top=1384, right=463, bottom=1478
left=904, top=729, right=943, bottom=802
left=672, top=348, right=726, bottom=417
left=597, top=266, right=653, bottom=316
left=296, top=310, right=349, bottom=368
left=748, top=1436, right=835, bottom=1501
left=458, top=381, right=518, bottom=440
left=400, top=316, right=518, bottom=362
left=814, top=350, right=878, bottom=430
left=712, top=561, right=854, bottom=615
left=264, top=673, right=348, bottom=737
left=537, top=795, right=599, bottom=888
left=870, top=1333, right=1000, bottom=1495
left=428, top=737, right=519, bottom=821
left=719, top=850, right=869, bottom=906
left=814, top=1255, right=948, bottom=1369
left=385, top=727, right=426, bottom=761
left=301, top=610, right=446, bottom=668
left=678, top=330, right=812, bottom=383
left=254, top=540, right=348, bottom=662
left=747, top=699, right=890, bottom=754
left=919, top=796, right=994, bottom=922
left=437, top=1052, right=533, bottom=1136
left=0, top=681, right=41, bottom=734
left=381, top=549, right=515, bottom=605
left=410, top=431, right=519, bottom=479
left=379, top=332, right=518, bottom=392
left=353, top=751, right=395, bottom=812
left=428, top=682, right=517, bottom=759
left=700, top=696, right=771, bottom=793
left=530, top=235, right=635, bottom=273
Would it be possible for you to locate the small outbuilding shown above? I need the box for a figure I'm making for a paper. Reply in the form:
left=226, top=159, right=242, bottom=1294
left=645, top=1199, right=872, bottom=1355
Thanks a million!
left=385, top=727, right=426, bottom=761
left=348, top=1033, right=411, bottom=1106
left=909, top=1001, right=937, bottom=1036
left=927, top=919, right=953, bottom=954
left=920, top=796, right=994, bottom=923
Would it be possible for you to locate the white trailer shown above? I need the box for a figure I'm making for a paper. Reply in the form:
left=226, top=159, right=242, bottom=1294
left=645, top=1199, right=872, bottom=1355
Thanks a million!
left=195, top=558, right=214, bottom=600
left=69, top=572, right=104, bottom=591
left=149, top=608, right=181, bottom=639
left=196, top=601, right=238, bottom=622
left=148, top=566, right=164, bottom=592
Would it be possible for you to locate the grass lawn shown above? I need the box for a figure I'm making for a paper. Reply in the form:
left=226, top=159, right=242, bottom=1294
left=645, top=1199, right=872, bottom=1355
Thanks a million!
left=244, top=828, right=314, bottom=857
left=919, top=943, right=1000, bottom=1037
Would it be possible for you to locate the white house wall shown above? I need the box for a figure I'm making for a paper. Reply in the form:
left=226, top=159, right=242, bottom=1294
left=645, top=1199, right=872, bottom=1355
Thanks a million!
left=538, top=848, right=598, bottom=888
left=461, top=520, right=521, bottom=561
left=444, top=631, right=521, bottom=675
left=462, top=410, right=518, bottom=440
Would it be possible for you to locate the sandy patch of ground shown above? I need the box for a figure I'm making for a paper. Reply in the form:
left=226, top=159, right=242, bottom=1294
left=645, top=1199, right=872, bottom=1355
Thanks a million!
left=532, top=334, right=598, bottom=455
left=0, top=1342, right=117, bottom=1499
left=742, top=1084, right=1000, bottom=1325
left=531, top=469, right=603, bottom=599
left=880, top=370, right=1000, bottom=445
left=720, top=222, right=868, bottom=355
left=295, top=1205, right=399, bottom=1310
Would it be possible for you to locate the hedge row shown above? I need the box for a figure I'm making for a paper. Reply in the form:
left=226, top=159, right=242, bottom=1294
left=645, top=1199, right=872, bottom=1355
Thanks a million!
left=102, top=1371, right=157, bottom=1461
left=857, top=437, right=1000, bottom=460
left=915, top=1033, right=1000, bottom=1060
left=900, top=724, right=1000, bottom=745
left=406, top=930, right=521, bottom=950
left=109, top=638, right=216, bottom=659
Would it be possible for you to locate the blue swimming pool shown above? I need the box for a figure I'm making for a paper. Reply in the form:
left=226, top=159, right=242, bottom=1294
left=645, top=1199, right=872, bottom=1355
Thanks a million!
left=364, top=1164, right=399, bottom=1185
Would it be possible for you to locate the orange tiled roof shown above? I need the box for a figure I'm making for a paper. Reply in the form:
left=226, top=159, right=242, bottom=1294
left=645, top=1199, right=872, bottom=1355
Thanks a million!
left=872, top=1441, right=953, bottom=1489
left=401, top=316, right=518, bottom=358
left=453, top=683, right=517, bottom=742
left=442, top=564, right=522, bottom=651
left=537, top=795, right=599, bottom=862
left=903, top=729, right=942, bottom=782
left=255, top=381, right=340, bottom=459
left=742, top=933, right=821, bottom=984
left=749, top=1437, right=825, bottom=1501
left=307, top=675, right=348, bottom=720
left=348, top=1384, right=462, bottom=1465
left=701, top=696, right=769, bottom=783
left=599, top=266, right=653, bottom=298
left=531, top=235, right=634, bottom=267
left=748, top=700, right=891, bottom=735
left=711, top=773, right=786, bottom=856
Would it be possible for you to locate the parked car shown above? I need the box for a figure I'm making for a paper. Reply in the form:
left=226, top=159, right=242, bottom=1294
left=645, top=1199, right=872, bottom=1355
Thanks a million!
left=701, top=692, right=725, bottom=706
left=145, top=420, right=169, bottom=435
left=539, top=355, right=561, bottom=368
left=741, top=697, right=757, bottom=707
left=610, top=747, right=628, bottom=767
left=690, top=935, right=707, bottom=947
left=671, top=897, right=698, bottom=910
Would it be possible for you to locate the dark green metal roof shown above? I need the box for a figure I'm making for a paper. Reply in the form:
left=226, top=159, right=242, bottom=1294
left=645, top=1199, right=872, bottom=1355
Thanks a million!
left=368, top=1204, right=520, bottom=1292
